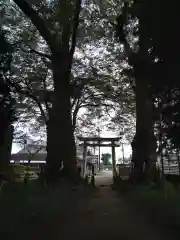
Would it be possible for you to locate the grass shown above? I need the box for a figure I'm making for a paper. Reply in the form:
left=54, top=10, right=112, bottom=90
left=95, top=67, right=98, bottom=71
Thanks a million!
left=116, top=180, right=180, bottom=239
left=0, top=180, right=93, bottom=239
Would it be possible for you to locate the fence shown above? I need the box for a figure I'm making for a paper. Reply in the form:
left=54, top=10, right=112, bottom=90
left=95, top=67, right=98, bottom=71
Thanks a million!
left=159, top=164, right=180, bottom=175
left=157, top=155, right=180, bottom=175
left=117, top=162, right=180, bottom=178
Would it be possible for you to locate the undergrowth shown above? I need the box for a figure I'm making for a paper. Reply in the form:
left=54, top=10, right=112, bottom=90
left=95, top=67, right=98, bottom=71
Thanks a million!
left=116, top=180, right=180, bottom=239
left=0, top=180, right=92, bottom=239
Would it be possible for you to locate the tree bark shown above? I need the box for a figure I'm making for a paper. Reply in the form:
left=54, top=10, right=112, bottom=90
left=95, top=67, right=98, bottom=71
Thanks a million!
left=143, top=97, right=157, bottom=182
left=131, top=77, right=148, bottom=182
left=46, top=56, right=77, bottom=183
left=131, top=77, right=157, bottom=182
left=0, top=125, right=13, bottom=174
left=72, top=100, right=80, bottom=133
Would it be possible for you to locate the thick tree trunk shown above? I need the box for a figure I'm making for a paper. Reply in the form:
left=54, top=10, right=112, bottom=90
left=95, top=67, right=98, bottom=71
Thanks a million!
left=0, top=125, right=13, bottom=174
left=143, top=98, right=157, bottom=182
left=131, top=78, right=157, bottom=182
left=131, top=78, right=149, bottom=182
left=46, top=58, right=78, bottom=183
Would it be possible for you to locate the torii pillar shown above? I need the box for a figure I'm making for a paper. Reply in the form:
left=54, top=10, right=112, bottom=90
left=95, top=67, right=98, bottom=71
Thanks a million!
left=112, top=140, right=116, bottom=182
left=83, top=141, right=87, bottom=178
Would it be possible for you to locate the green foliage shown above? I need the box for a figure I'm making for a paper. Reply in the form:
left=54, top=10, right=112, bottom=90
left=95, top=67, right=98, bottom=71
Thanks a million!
left=121, top=182, right=180, bottom=238
left=116, top=0, right=180, bottom=89
left=101, top=153, right=111, bottom=165
left=8, top=164, right=39, bottom=181
left=156, top=87, right=180, bottom=151
left=1, top=0, right=136, bottom=145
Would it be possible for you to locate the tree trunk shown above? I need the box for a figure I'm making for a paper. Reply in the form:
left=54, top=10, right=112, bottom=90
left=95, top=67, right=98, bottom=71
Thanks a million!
left=46, top=57, right=78, bottom=183
left=144, top=97, right=157, bottom=182
left=0, top=125, right=13, bottom=174
left=131, top=77, right=148, bottom=182
left=131, top=76, right=157, bottom=182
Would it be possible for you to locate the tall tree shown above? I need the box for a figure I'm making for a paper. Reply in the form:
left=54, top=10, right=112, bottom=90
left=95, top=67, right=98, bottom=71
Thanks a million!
left=13, top=0, right=82, bottom=182
left=116, top=0, right=180, bottom=181
left=3, top=0, right=137, bottom=182
left=115, top=2, right=156, bottom=181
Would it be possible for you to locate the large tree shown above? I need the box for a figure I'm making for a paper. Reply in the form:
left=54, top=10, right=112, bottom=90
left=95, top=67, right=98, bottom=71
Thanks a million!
left=115, top=2, right=156, bottom=181
left=3, top=0, right=136, bottom=182
left=12, top=0, right=82, bottom=182
left=116, top=0, right=180, bottom=181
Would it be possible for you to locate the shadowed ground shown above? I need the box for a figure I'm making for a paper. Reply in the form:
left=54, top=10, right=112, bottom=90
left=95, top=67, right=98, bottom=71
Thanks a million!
left=29, top=170, right=172, bottom=240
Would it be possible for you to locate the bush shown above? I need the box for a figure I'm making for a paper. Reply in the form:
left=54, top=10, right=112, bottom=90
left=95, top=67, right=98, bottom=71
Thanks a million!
left=0, top=180, right=92, bottom=239
left=7, top=164, right=39, bottom=181
left=117, top=181, right=180, bottom=239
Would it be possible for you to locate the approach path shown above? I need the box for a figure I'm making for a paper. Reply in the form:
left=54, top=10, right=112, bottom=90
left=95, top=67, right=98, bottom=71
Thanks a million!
left=32, top=170, right=171, bottom=240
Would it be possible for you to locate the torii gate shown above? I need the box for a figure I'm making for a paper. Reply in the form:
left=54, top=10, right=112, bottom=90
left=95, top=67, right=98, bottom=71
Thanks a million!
left=78, top=136, right=121, bottom=180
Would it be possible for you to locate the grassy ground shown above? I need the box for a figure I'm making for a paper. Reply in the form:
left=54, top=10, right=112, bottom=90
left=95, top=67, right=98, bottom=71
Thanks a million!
left=0, top=180, right=93, bottom=240
left=116, top=180, right=180, bottom=239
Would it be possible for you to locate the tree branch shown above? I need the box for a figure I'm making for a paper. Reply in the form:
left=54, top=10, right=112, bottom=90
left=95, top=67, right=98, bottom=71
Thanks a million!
left=13, top=0, right=55, bottom=50
left=72, top=98, right=80, bottom=132
left=68, top=0, right=82, bottom=70
left=78, top=93, right=104, bottom=107
left=26, top=44, right=52, bottom=59
left=69, top=0, right=81, bottom=56
left=7, top=79, right=48, bottom=124
left=21, top=44, right=52, bottom=68
left=71, top=97, right=78, bottom=109
left=41, top=71, right=51, bottom=114
left=80, top=103, right=113, bottom=108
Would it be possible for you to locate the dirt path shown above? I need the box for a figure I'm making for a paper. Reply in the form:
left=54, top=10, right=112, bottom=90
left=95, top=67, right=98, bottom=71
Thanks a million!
left=36, top=186, right=171, bottom=240
left=28, top=171, right=172, bottom=240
